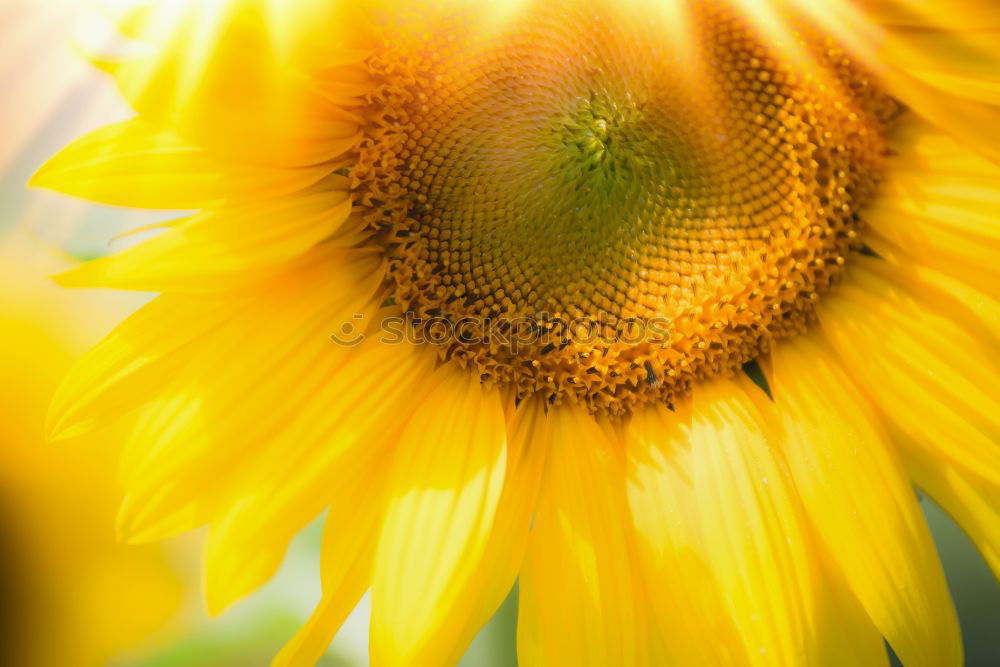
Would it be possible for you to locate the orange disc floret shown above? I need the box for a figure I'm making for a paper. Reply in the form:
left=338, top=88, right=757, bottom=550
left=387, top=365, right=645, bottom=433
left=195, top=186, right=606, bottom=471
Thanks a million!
left=351, top=0, right=898, bottom=415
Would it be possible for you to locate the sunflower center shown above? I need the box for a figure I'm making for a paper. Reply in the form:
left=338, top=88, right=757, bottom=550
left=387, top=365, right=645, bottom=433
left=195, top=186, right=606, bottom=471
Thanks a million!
left=355, top=0, right=898, bottom=414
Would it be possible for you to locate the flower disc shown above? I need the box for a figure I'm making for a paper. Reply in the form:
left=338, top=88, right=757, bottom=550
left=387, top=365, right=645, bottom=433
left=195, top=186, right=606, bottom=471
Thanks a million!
left=356, top=0, right=898, bottom=414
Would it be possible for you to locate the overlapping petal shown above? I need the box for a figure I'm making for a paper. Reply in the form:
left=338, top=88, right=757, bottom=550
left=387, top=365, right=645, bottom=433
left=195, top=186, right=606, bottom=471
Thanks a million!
left=863, top=117, right=1000, bottom=292
left=625, top=401, right=747, bottom=665
left=772, top=335, right=962, bottom=667
left=99, top=0, right=376, bottom=167
left=819, top=264, right=1000, bottom=487
left=686, top=379, right=880, bottom=666
left=517, top=404, right=648, bottom=666
left=56, top=184, right=357, bottom=292
left=370, top=363, right=508, bottom=665
left=31, top=119, right=330, bottom=208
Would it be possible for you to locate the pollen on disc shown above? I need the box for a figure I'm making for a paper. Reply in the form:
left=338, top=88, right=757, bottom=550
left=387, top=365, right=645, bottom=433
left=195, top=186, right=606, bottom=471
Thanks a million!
left=353, top=0, right=899, bottom=415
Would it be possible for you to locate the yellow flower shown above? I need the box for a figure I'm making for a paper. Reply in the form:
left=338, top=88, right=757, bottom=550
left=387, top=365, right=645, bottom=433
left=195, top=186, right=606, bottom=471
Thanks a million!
left=0, top=241, right=182, bottom=666
left=32, top=0, right=999, bottom=664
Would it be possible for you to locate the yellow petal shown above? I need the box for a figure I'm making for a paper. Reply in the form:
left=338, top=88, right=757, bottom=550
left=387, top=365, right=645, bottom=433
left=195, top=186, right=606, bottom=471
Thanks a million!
left=864, top=117, right=1000, bottom=292
left=908, top=69, right=1000, bottom=107
left=104, top=0, right=372, bottom=167
left=202, top=334, right=438, bottom=613
left=273, top=468, right=388, bottom=667
left=790, top=3, right=1000, bottom=160
left=866, top=1, right=1000, bottom=29
left=203, top=498, right=294, bottom=616
left=448, top=394, right=550, bottom=658
left=813, top=554, right=891, bottom=667
left=51, top=247, right=383, bottom=442
left=117, top=493, right=207, bottom=546
left=772, top=335, right=962, bottom=667
left=48, top=294, right=240, bottom=443
left=855, top=249, right=999, bottom=342
left=370, top=363, right=509, bottom=666
left=688, top=379, right=829, bottom=665
left=819, top=265, right=1000, bottom=486
left=872, top=28, right=1000, bottom=161
left=56, top=186, right=354, bottom=292
left=517, top=403, right=647, bottom=667
left=626, top=400, right=751, bottom=665
left=903, top=447, right=1000, bottom=580
left=91, top=249, right=384, bottom=545
left=31, top=119, right=328, bottom=208
left=115, top=394, right=221, bottom=543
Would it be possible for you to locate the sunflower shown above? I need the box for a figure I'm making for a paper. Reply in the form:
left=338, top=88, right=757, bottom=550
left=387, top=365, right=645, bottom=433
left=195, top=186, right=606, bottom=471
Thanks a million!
left=0, top=239, right=182, bottom=666
left=32, top=0, right=999, bottom=664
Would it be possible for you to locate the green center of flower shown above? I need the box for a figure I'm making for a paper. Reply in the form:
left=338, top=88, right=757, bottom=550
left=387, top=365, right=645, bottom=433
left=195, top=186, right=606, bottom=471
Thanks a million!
left=552, top=93, right=692, bottom=194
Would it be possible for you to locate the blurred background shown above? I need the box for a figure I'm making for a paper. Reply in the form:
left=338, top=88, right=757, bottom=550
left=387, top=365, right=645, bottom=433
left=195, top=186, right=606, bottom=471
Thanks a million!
left=0, top=1, right=995, bottom=665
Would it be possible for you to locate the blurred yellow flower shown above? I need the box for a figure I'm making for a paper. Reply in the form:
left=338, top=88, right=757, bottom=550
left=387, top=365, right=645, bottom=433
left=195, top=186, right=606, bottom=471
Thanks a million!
left=31, top=0, right=1000, bottom=665
left=0, top=241, right=182, bottom=667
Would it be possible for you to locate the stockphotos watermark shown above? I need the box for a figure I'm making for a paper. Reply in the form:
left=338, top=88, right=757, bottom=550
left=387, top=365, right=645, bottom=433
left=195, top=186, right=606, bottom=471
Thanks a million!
left=330, top=313, right=673, bottom=351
